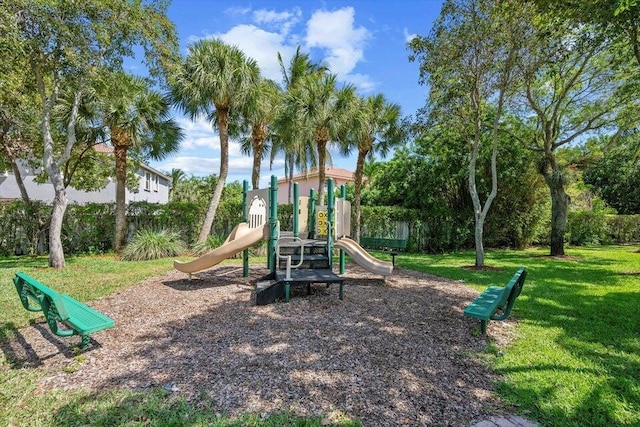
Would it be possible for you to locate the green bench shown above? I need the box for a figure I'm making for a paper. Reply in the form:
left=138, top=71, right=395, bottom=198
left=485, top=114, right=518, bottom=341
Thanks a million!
left=359, top=237, right=408, bottom=266
left=12, top=272, right=115, bottom=348
left=463, top=267, right=527, bottom=334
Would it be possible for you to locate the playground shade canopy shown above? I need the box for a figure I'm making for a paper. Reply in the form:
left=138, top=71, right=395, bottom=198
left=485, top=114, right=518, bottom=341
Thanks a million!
left=334, top=237, right=393, bottom=276
left=174, top=223, right=269, bottom=274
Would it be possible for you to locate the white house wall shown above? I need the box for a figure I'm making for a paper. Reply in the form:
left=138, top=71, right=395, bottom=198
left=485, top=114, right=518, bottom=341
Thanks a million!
left=0, top=168, right=170, bottom=205
left=127, top=169, right=170, bottom=204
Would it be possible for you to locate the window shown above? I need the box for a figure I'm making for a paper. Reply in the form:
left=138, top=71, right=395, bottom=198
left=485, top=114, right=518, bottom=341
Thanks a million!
left=144, top=172, right=151, bottom=191
left=153, top=174, right=159, bottom=192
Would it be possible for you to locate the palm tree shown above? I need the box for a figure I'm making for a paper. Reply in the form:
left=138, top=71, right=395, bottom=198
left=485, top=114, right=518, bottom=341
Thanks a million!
left=240, top=78, right=281, bottom=190
left=345, top=94, right=404, bottom=242
left=271, top=47, right=326, bottom=203
left=290, top=72, right=358, bottom=204
left=98, top=71, right=183, bottom=251
left=169, top=168, right=186, bottom=200
left=170, top=39, right=259, bottom=243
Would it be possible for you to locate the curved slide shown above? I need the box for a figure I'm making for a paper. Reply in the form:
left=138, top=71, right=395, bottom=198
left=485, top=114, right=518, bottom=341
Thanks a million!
left=174, top=223, right=268, bottom=274
left=334, top=237, right=393, bottom=276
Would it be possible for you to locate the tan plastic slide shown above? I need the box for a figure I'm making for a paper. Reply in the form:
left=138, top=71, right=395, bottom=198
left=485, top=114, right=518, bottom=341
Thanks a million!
left=334, top=237, right=393, bottom=276
left=174, top=223, right=268, bottom=274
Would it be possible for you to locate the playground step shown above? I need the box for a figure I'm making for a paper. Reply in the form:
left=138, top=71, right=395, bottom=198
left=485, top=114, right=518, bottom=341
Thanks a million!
left=278, top=231, right=309, bottom=240
left=277, top=254, right=329, bottom=270
left=278, top=239, right=328, bottom=256
left=255, top=276, right=283, bottom=306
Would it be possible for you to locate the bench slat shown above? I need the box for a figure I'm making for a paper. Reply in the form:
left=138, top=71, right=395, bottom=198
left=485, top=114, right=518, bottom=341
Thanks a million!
left=12, top=272, right=115, bottom=348
left=360, top=237, right=407, bottom=250
left=463, top=287, right=505, bottom=319
left=463, top=267, right=527, bottom=334
left=60, top=295, right=115, bottom=334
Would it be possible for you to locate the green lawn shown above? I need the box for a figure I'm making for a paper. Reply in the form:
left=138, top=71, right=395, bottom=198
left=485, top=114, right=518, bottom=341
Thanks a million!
left=398, top=245, right=640, bottom=427
left=1, top=246, right=639, bottom=426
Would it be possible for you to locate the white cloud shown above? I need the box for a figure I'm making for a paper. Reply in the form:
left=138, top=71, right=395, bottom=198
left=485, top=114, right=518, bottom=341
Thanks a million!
left=253, top=8, right=302, bottom=36
left=218, top=24, right=296, bottom=81
left=183, top=6, right=375, bottom=92
left=305, top=7, right=370, bottom=77
left=253, top=9, right=293, bottom=24
left=175, top=116, right=219, bottom=151
left=157, top=154, right=286, bottom=182
left=342, top=73, right=376, bottom=93
left=403, top=28, right=418, bottom=43
left=225, top=6, right=251, bottom=16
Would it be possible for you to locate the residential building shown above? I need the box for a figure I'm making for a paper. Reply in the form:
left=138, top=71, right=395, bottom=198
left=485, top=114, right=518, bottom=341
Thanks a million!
left=0, top=153, right=170, bottom=205
left=276, top=167, right=355, bottom=204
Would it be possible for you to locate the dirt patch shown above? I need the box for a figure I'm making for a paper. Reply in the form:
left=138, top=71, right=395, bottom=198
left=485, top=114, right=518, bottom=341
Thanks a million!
left=2, top=263, right=520, bottom=426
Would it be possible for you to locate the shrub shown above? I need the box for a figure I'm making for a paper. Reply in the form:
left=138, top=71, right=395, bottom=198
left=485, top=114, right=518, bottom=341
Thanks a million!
left=191, top=234, right=226, bottom=256
left=121, top=228, right=187, bottom=261
left=568, top=209, right=610, bottom=245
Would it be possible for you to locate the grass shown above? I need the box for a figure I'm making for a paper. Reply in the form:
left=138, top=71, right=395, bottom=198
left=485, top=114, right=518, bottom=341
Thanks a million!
left=398, top=245, right=640, bottom=427
left=1, top=246, right=639, bottom=426
left=0, top=253, right=358, bottom=426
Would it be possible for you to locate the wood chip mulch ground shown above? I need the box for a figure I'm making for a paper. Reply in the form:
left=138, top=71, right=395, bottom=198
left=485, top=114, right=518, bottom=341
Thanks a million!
left=3, top=263, right=519, bottom=426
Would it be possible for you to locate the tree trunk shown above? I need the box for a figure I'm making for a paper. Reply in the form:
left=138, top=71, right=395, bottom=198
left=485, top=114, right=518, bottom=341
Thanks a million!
left=41, top=93, right=68, bottom=268
left=316, top=129, right=329, bottom=205
left=545, top=168, right=569, bottom=256
left=353, top=148, right=368, bottom=243
left=251, top=124, right=265, bottom=190
left=47, top=162, right=67, bottom=268
left=198, top=109, right=229, bottom=243
left=113, top=136, right=129, bottom=252
left=474, top=216, right=485, bottom=266
left=468, top=87, right=486, bottom=267
left=287, top=155, right=294, bottom=204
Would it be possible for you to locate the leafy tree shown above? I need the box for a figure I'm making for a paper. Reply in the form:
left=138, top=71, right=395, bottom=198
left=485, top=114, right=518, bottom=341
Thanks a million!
left=171, top=39, right=260, bottom=243
left=344, top=94, right=404, bottom=242
left=535, top=0, right=640, bottom=67
left=169, top=168, right=186, bottom=200
left=272, top=47, right=325, bottom=203
left=286, top=72, right=358, bottom=204
left=409, top=0, right=529, bottom=266
left=8, top=0, right=178, bottom=268
left=517, top=15, right=636, bottom=256
left=239, top=78, right=282, bottom=189
left=583, top=134, right=640, bottom=214
left=95, top=71, right=183, bottom=252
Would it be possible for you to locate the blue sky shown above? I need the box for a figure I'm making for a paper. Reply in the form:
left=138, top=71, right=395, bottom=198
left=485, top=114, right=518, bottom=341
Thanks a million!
left=150, top=0, right=442, bottom=186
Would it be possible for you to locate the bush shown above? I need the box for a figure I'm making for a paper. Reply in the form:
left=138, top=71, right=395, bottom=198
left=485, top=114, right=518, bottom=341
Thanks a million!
left=568, top=209, right=610, bottom=245
left=121, top=228, right=187, bottom=261
left=191, top=234, right=226, bottom=256
left=606, top=215, right=640, bottom=243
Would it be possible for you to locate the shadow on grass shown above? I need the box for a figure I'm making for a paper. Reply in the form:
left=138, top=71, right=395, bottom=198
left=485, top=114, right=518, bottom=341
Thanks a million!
left=1, top=319, right=107, bottom=369
left=400, top=247, right=640, bottom=426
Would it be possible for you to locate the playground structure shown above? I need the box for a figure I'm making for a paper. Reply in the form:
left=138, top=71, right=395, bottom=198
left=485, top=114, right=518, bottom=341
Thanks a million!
left=174, top=175, right=394, bottom=304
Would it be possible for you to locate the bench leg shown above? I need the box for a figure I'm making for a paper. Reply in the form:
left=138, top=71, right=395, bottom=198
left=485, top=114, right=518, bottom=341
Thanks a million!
left=80, top=334, right=90, bottom=349
left=285, top=283, right=290, bottom=303
left=481, top=320, right=488, bottom=335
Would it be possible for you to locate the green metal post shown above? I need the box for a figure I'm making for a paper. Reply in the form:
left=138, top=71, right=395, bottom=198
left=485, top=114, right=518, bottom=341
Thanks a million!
left=242, top=180, right=249, bottom=277
left=293, top=183, right=299, bottom=238
left=327, top=178, right=334, bottom=269
left=269, top=175, right=278, bottom=273
left=339, top=184, right=346, bottom=274
left=308, top=188, right=316, bottom=239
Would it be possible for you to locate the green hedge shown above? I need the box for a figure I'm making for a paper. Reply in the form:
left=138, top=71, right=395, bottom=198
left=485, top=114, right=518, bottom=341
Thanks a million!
left=1, top=200, right=638, bottom=256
